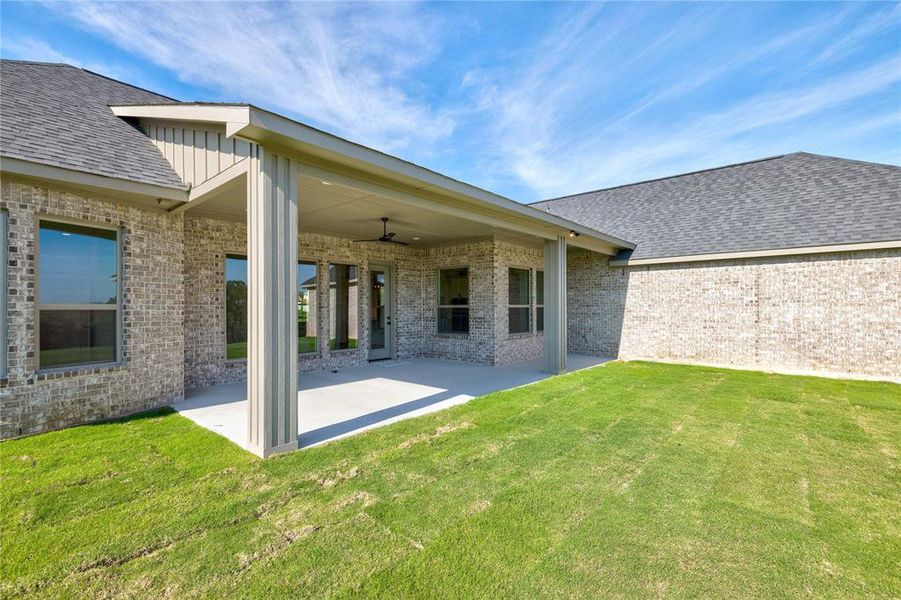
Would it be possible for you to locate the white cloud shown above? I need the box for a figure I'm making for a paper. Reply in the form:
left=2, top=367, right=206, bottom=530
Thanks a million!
left=45, top=1, right=456, bottom=153
left=467, top=4, right=901, bottom=198
left=0, top=35, right=152, bottom=87
left=11, top=2, right=900, bottom=200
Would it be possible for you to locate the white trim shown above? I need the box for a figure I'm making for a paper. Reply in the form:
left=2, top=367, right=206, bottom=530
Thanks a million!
left=109, top=104, right=632, bottom=253
left=299, top=163, right=563, bottom=243
left=34, top=217, right=124, bottom=372
left=507, top=266, right=531, bottom=335
left=610, top=240, right=901, bottom=266
left=169, top=158, right=249, bottom=215
left=0, top=157, right=187, bottom=202
left=543, top=237, right=567, bottom=374
left=111, top=104, right=251, bottom=126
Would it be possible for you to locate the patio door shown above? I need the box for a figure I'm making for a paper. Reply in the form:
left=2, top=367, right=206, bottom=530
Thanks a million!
left=369, top=264, right=393, bottom=360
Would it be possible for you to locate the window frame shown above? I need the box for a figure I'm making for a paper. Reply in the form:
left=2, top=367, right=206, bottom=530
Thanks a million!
left=297, top=259, right=320, bottom=355
left=326, top=261, right=361, bottom=353
left=437, top=266, right=470, bottom=335
left=35, top=216, right=123, bottom=372
left=507, top=266, right=532, bottom=336
left=536, top=270, right=544, bottom=334
left=223, top=252, right=249, bottom=362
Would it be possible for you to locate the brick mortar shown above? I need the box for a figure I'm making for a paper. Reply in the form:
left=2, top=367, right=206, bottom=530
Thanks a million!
left=568, top=248, right=901, bottom=378
left=1, top=179, right=185, bottom=438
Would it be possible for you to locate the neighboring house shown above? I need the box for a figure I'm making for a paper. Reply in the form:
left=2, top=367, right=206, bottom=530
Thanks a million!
left=1, top=60, right=899, bottom=456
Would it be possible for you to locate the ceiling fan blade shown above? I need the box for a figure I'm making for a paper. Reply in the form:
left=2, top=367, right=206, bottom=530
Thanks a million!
left=386, top=232, right=397, bottom=238
left=353, top=238, right=381, bottom=243
left=388, top=239, right=410, bottom=246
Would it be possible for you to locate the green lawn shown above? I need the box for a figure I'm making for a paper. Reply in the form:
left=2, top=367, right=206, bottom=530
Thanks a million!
left=2, top=362, right=899, bottom=598
left=227, top=337, right=318, bottom=359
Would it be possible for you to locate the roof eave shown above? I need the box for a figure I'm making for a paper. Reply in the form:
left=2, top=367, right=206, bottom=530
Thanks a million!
left=0, top=156, right=189, bottom=203
left=110, top=103, right=634, bottom=253
left=610, top=240, right=901, bottom=266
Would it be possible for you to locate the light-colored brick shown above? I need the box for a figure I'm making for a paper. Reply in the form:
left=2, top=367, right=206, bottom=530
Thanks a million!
left=568, top=248, right=901, bottom=379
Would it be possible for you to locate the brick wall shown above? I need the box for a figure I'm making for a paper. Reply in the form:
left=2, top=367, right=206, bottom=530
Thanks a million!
left=184, top=218, right=548, bottom=388
left=493, top=241, right=545, bottom=365
left=568, top=247, right=901, bottom=379
left=185, top=217, right=439, bottom=385
left=1, top=179, right=185, bottom=438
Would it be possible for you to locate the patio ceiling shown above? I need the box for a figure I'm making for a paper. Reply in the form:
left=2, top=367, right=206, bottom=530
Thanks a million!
left=185, top=170, right=546, bottom=248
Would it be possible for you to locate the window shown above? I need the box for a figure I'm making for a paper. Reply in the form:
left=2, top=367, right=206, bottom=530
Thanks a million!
left=329, top=263, right=358, bottom=351
left=508, top=267, right=531, bottom=334
left=1, top=211, right=7, bottom=377
left=38, top=220, right=120, bottom=369
left=438, top=267, right=469, bottom=334
left=536, top=270, right=544, bottom=333
left=298, top=261, right=318, bottom=354
left=225, top=254, right=247, bottom=360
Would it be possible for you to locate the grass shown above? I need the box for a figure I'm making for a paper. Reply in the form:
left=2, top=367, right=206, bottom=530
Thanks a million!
left=2, top=361, right=899, bottom=598
left=227, top=337, right=318, bottom=360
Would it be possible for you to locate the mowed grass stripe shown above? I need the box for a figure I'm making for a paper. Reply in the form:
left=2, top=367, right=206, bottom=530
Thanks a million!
left=1, top=361, right=898, bottom=598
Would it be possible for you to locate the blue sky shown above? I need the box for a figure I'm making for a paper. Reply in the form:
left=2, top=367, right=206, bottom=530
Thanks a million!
left=2, top=1, right=899, bottom=201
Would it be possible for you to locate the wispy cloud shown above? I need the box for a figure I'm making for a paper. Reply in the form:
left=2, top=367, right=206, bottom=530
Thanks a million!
left=0, top=34, right=152, bottom=88
left=43, top=1, right=456, bottom=152
left=5, top=2, right=899, bottom=200
left=466, top=3, right=901, bottom=198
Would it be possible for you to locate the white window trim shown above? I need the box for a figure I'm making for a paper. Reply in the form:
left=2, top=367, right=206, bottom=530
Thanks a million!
left=536, top=269, right=544, bottom=333
left=437, top=266, right=470, bottom=335
left=224, top=252, right=249, bottom=363
left=507, top=266, right=532, bottom=335
left=326, top=261, right=361, bottom=354
left=297, top=259, right=320, bottom=356
left=35, top=216, right=123, bottom=372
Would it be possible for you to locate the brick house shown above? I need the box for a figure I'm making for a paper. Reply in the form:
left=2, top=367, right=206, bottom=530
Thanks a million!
left=1, top=61, right=899, bottom=456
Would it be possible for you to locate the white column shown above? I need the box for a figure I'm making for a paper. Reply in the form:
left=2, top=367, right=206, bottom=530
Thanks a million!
left=246, top=144, right=299, bottom=457
left=543, top=235, right=567, bottom=374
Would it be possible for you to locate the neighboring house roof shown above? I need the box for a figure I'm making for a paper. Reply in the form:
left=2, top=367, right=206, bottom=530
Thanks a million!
left=531, top=152, right=901, bottom=261
left=0, top=60, right=186, bottom=190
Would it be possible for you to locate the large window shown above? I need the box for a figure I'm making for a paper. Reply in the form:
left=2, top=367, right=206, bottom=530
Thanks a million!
left=38, top=220, right=120, bottom=369
left=298, top=261, right=318, bottom=354
left=438, top=267, right=469, bottom=334
left=329, top=263, right=358, bottom=351
left=508, top=267, right=531, bottom=334
left=225, top=254, right=247, bottom=360
left=536, top=270, right=544, bottom=333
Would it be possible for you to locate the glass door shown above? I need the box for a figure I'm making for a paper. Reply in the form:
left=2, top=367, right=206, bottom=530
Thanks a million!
left=369, top=264, right=392, bottom=360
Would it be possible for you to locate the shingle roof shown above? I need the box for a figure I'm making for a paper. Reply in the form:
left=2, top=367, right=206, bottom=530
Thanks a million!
left=0, top=60, right=186, bottom=190
left=531, top=153, right=901, bottom=260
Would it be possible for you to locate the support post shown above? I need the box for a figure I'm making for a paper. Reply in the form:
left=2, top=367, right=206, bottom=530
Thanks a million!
left=246, top=144, right=298, bottom=457
left=543, top=235, right=567, bottom=374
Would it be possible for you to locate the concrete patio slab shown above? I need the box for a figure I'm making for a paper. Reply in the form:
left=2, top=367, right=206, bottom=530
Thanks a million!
left=172, top=355, right=611, bottom=451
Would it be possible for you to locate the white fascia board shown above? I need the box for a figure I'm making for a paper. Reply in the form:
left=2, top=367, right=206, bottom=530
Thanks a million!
left=110, top=104, right=251, bottom=127
left=240, top=107, right=634, bottom=251
left=0, top=156, right=188, bottom=202
left=610, top=240, right=901, bottom=266
left=108, top=103, right=633, bottom=251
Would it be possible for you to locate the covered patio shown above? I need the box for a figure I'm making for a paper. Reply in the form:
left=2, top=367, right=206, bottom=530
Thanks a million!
left=173, top=355, right=611, bottom=450
left=109, top=103, right=632, bottom=456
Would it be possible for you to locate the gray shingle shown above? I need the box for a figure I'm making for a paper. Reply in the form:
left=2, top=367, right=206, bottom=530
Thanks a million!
left=532, top=153, right=901, bottom=260
left=0, top=60, right=186, bottom=190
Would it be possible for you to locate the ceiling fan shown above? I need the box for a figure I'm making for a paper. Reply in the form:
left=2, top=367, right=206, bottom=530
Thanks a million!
left=353, top=217, right=409, bottom=246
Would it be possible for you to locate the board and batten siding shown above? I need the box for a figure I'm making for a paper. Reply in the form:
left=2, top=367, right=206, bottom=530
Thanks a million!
left=139, top=119, right=250, bottom=188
